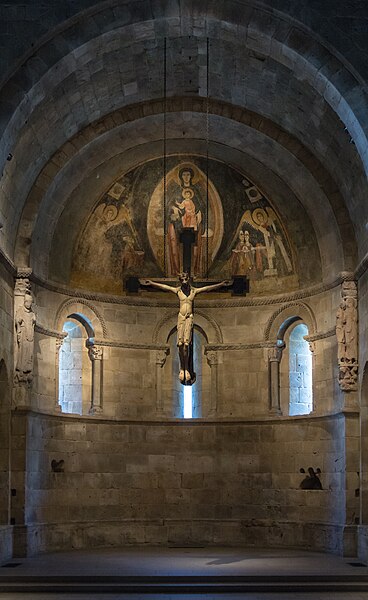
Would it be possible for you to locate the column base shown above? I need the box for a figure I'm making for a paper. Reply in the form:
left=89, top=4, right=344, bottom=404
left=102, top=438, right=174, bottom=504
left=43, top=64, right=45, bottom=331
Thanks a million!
left=89, top=406, right=103, bottom=416
left=269, top=407, right=282, bottom=416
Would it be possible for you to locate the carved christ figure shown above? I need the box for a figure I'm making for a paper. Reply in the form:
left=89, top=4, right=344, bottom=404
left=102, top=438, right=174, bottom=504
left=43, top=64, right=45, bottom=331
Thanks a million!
left=140, top=273, right=230, bottom=383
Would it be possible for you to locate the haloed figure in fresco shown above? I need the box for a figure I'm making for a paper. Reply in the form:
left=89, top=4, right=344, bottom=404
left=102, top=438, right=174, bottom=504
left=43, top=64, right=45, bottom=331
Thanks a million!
left=140, top=273, right=229, bottom=383
left=167, top=168, right=204, bottom=277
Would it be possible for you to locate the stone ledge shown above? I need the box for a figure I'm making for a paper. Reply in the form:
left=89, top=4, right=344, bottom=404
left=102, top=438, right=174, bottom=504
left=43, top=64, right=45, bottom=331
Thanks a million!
left=12, top=407, right=355, bottom=424
left=14, top=520, right=354, bottom=557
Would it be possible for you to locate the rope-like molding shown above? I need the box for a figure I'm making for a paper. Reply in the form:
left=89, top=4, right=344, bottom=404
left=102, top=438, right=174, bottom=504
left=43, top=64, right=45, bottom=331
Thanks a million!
left=32, top=273, right=347, bottom=308
left=94, top=339, right=169, bottom=351
left=305, top=328, right=336, bottom=342
left=264, top=301, right=317, bottom=341
left=54, top=297, right=108, bottom=337
left=35, top=324, right=67, bottom=340
left=206, top=341, right=275, bottom=351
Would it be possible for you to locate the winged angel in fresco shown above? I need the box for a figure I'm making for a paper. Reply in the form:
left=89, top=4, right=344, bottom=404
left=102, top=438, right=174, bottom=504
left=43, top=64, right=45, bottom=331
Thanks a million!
left=230, top=207, right=292, bottom=277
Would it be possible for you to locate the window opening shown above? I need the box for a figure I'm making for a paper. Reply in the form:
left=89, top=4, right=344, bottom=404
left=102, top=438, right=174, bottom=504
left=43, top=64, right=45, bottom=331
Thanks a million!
left=289, top=323, right=313, bottom=415
left=183, top=385, right=193, bottom=419
left=59, top=320, right=83, bottom=414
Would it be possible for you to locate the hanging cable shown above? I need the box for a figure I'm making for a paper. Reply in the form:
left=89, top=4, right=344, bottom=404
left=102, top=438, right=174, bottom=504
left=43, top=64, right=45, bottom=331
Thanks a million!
left=163, top=37, right=167, bottom=276
left=206, top=37, right=210, bottom=279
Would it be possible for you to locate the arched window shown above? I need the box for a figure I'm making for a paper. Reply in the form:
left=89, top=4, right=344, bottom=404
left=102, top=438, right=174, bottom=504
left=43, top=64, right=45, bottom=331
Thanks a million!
left=288, top=323, right=313, bottom=416
left=277, top=319, right=313, bottom=416
left=58, top=314, right=93, bottom=415
left=162, top=327, right=210, bottom=418
left=170, top=329, right=202, bottom=418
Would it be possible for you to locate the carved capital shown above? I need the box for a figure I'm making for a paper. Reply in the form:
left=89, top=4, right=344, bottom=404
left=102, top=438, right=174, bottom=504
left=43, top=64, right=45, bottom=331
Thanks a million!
left=15, top=269, right=32, bottom=296
left=16, top=267, right=32, bottom=279
left=268, top=345, right=284, bottom=362
left=304, top=337, right=316, bottom=354
left=156, top=348, right=169, bottom=367
left=205, top=350, right=218, bottom=367
left=88, top=345, right=103, bottom=361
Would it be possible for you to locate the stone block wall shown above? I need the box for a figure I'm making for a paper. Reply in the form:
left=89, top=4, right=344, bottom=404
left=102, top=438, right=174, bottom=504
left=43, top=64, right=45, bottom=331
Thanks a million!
left=32, top=283, right=341, bottom=420
left=10, top=410, right=348, bottom=555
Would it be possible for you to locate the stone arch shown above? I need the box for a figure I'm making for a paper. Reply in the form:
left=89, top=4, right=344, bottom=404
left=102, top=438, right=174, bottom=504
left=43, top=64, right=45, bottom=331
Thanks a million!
left=3, top=7, right=361, bottom=270
left=55, top=298, right=107, bottom=338
left=265, top=301, right=317, bottom=343
left=153, top=309, right=222, bottom=344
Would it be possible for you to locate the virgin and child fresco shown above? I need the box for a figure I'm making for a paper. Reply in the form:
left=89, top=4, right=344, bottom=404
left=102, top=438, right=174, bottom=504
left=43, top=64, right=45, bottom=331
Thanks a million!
left=71, top=156, right=296, bottom=294
left=147, top=161, right=223, bottom=277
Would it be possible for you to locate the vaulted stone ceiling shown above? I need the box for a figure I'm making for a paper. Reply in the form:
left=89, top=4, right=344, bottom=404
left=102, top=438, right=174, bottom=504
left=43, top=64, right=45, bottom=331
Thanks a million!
left=1, top=0, right=367, bottom=292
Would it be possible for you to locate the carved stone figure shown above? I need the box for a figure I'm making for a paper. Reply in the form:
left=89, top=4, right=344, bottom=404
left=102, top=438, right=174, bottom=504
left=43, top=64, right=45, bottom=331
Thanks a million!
left=336, top=281, right=358, bottom=391
left=15, top=293, right=36, bottom=384
left=141, top=273, right=230, bottom=383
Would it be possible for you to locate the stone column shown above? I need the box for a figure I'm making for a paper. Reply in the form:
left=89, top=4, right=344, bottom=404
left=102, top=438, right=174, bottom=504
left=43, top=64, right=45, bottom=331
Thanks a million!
left=155, top=348, right=169, bottom=415
left=205, top=350, right=219, bottom=416
left=88, top=344, right=103, bottom=415
left=54, top=338, right=63, bottom=413
left=268, top=345, right=284, bottom=415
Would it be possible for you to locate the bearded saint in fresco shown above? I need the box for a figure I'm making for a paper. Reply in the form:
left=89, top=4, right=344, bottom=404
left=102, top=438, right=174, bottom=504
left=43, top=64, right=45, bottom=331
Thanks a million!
left=166, top=167, right=205, bottom=277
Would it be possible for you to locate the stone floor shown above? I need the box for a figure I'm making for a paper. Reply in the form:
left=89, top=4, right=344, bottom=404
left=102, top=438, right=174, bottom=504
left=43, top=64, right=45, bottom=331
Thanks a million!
left=0, top=547, right=367, bottom=598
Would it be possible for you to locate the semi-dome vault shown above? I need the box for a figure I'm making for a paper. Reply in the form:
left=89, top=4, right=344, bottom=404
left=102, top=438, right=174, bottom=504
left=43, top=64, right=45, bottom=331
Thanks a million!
left=65, top=155, right=318, bottom=295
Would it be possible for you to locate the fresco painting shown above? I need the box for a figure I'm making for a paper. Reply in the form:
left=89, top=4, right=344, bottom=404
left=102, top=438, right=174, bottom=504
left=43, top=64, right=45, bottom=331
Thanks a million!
left=228, top=206, right=293, bottom=280
left=71, top=156, right=296, bottom=294
left=147, top=162, right=223, bottom=277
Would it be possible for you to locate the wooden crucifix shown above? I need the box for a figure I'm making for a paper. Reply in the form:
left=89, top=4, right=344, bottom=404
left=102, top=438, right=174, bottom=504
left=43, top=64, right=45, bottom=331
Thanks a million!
left=127, top=228, right=248, bottom=385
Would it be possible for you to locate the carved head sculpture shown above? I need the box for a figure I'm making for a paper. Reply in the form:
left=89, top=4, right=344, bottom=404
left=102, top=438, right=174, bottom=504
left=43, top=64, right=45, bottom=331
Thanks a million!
left=179, top=272, right=190, bottom=287
left=24, top=294, right=33, bottom=310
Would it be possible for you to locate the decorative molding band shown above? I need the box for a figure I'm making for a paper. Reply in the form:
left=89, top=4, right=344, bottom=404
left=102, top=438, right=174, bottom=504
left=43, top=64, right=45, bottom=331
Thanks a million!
left=206, top=330, right=335, bottom=351
left=35, top=324, right=67, bottom=340
left=31, top=273, right=348, bottom=308
left=94, top=339, right=169, bottom=351
left=305, top=328, right=336, bottom=342
left=0, top=248, right=16, bottom=276
left=205, top=342, right=275, bottom=351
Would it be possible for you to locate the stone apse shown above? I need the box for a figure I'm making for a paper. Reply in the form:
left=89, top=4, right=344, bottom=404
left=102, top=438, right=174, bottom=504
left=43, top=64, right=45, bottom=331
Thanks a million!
left=0, top=0, right=367, bottom=563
